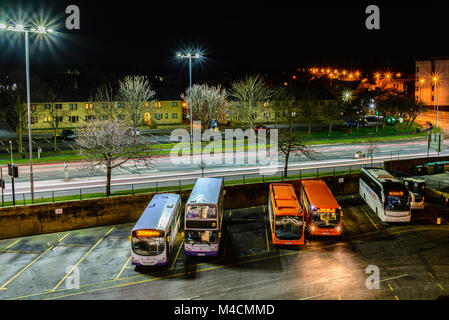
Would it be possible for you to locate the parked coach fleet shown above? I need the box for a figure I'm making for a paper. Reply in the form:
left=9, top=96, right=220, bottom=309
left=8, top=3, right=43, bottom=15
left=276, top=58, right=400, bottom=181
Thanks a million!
left=130, top=169, right=417, bottom=267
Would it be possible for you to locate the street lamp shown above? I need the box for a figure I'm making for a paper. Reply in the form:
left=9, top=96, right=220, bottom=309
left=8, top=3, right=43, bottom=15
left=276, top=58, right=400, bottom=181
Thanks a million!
left=432, top=75, right=440, bottom=128
left=177, top=51, right=202, bottom=151
left=0, top=23, right=53, bottom=203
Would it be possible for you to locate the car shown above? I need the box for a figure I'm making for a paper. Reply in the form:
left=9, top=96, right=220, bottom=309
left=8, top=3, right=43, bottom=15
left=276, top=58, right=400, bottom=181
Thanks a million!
left=346, top=118, right=368, bottom=128
left=254, top=125, right=270, bottom=133
left=128, top=128, right=140, bottom=136
left=362, top=115, right=383, bottom=127
left=61, top=129, right=75, bottom=141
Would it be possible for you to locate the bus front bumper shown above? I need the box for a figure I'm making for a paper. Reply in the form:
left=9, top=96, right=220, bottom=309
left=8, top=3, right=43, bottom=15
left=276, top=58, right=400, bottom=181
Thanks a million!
left=309, top=229, right=342, bottom=236
left=185, top=251, right=218, bottom=257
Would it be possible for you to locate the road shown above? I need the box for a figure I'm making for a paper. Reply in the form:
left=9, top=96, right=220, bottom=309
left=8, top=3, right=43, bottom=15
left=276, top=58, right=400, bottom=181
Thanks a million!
left=417, top=110, right=449, bottom=132
left=0, top=196, right=448, bottom=300
left=2, top=137, right=448, bottom=202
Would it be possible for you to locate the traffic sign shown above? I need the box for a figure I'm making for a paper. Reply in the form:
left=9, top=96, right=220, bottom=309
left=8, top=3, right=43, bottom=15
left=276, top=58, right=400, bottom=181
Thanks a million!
left=7, top=164, right=19, bottom=178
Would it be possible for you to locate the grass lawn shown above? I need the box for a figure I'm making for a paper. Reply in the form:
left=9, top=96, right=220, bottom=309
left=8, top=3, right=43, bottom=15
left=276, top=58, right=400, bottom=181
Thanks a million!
left=0, top=122, right=428, bottom=165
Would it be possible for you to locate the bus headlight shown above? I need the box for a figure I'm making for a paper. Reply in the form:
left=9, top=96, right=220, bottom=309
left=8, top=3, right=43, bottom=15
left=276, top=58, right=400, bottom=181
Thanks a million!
left=336, top=226, right=342, bottom=233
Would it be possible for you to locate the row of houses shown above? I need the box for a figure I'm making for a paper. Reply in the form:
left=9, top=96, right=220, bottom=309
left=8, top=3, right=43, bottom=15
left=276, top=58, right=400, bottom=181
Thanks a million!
left=27, top=97, right=342, bottom=131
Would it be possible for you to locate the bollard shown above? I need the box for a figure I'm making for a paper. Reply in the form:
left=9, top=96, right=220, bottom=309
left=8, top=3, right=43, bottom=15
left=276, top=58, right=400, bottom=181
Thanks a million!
left=437, top=217, right=441, bottom=225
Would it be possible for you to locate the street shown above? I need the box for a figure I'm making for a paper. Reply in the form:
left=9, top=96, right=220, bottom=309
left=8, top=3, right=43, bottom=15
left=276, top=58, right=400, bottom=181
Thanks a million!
left=2, top=137, right=448, bottom=202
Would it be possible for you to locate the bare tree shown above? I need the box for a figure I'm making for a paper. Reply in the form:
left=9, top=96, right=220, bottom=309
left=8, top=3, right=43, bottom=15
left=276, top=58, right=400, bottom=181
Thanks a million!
left=298, top=87, right=320, bottom=136
left=366, top=139, right=377, bottom=166
left=75, top=118, right=156, bottom=196
left=270, top=86, right=293, bottom=128
left=46, top=91, right=69, bottom=152
left=118, top=76, right=156, bottom=143
left=181, top=84, right=228, bottom=128
left=88, top=83, right=120, bottom=120
left=229, top=75, right=271, bottom=129
left=279, top=131, right=317, bottom=179
left=0, top=72, right=47, bottom=154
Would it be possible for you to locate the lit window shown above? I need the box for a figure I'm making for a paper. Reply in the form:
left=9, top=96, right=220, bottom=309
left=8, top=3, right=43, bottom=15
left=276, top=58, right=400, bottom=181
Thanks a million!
left=155, top=102, right=162, bottom=108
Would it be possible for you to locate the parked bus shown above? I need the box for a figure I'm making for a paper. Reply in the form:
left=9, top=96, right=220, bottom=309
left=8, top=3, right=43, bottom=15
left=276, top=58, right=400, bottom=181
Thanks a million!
left=184, top=177, right=224, bottom=256
left=268, top=183, right=305, bottom=245
left=360, top=168, right=411, bottom=222
left=402, top=178, right=425, bottom=210
left=131, top=193, right=182, bottom=266
left=300, top=180, right=342, bottom=236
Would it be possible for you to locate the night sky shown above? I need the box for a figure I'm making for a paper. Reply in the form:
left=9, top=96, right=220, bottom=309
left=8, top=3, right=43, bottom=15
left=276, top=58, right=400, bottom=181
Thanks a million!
left=1, top=1, right=449, bottom=83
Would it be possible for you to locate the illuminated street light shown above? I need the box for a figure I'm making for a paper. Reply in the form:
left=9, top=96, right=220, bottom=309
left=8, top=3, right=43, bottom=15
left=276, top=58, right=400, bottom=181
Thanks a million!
left=342, top=89, right=353, bottom=103
left=432, top=74, right=440, bottom=128
left=177, top=50, right=202, bottom=152
left=0, top=23, right=54, bottom=203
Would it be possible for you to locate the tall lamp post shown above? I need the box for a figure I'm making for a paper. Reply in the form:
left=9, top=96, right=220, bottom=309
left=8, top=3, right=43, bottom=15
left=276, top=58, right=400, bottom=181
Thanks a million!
left=433, top=76, right=440, bottom=129
left=0, top=23, right=53, bottom=203
left=177, top=52, right=201, bottom=151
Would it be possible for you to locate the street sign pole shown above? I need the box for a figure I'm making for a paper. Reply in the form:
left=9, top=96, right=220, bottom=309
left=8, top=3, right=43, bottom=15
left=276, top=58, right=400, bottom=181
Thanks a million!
left=9, top=141, right=15, bottom=206
left=1, top=167, right=4, bottom=207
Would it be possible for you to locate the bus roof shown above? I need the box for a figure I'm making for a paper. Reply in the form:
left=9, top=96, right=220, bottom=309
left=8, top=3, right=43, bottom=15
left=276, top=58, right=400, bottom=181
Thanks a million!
left=301, top=180, right=340, bottom=209
left=362, top=168, right=396, bottom=182
left=132, top=193, right=181, bottom=232
left=270, top=183, right=301, bottom=215
left=186, top=177, right=223, bottom=205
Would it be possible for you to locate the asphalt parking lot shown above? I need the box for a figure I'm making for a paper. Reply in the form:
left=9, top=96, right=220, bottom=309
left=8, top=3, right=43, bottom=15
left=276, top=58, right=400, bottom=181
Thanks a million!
left=0, top=196, right=448, bottom=300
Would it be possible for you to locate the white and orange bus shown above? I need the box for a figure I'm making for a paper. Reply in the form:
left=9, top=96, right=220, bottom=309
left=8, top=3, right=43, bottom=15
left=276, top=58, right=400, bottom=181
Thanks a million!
left=300, top=180, right=342, bottom=236
left=268, top=183, right=305, bottom=245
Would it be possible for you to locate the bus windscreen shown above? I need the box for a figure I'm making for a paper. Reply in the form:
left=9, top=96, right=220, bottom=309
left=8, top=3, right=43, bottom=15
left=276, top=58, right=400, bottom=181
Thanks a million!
left=185, top=230, right=219, bottom=244
left=275, top=216, right=303, bottom=240
left=186, top=205, right=217, bottom=219
left=132, top=235, right=165, bottom=256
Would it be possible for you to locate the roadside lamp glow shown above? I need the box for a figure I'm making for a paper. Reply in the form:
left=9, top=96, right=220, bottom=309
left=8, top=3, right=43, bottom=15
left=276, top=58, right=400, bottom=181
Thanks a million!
left=0, top=22, right=54, bottom=203
left=177, top=49, right=203, bottom=151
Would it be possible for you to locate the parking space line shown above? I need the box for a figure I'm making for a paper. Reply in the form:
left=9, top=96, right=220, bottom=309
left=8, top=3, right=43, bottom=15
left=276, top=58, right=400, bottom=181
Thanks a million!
left=338, top=294, right=342, bottom=300
left=388, top=283, right=394, bottom=292
left=0, top=239, right=21, bottom=253
left=170, top=239, right=184, bottom=271
left=422, top=208, right=437, bottom=224
left=115, top=256, right=132, bottom=280
left=7, top=226, right=445, bottom=300
left=428, top=207, right=449, bottom=225
left=428, top=272, right=435, bottom=279
left=264, top=219, right=270, bottom=252
left=49, top=227, right=115, bottom=292
left=58, top=233, right=71, bottom=242
left=2, top=250, right=41, bottom=255
left=394, top=295, right=399, bottom=300
left=359, top=207, right=379, bottom=230
left=56, top=244, right=94, bottom=248
left=0, top=245, right=55, bottom=290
